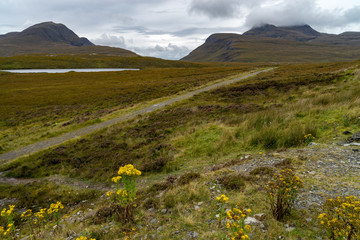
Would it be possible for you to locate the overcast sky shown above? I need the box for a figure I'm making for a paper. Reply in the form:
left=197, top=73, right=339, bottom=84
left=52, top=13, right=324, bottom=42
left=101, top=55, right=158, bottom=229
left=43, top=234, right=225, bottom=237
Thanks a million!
left=1, top=0, right=360, bottom=59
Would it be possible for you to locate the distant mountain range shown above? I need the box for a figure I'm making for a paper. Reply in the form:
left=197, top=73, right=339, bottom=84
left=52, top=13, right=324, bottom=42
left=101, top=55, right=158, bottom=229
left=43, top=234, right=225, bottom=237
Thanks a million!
left=0, top=22, right=137, bottom=57
left=3, top=22, right=360, bottom=62
left=182, top=24, right=360, bottom=63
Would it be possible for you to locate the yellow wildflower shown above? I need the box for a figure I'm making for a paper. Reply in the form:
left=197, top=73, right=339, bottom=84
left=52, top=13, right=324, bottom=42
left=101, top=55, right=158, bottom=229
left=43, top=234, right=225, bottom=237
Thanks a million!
left=216, top=194, right=229, bottom=203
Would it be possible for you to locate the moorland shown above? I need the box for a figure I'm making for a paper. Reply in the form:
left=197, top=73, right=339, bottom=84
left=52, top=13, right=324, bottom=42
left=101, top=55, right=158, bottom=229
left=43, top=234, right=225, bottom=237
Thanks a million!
left=0, top=54, right=359, bottom=239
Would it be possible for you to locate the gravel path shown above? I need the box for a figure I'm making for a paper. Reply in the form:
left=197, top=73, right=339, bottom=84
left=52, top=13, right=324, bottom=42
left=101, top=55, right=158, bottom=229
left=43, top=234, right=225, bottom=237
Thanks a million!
left=0, top=68, right=274, bottom=164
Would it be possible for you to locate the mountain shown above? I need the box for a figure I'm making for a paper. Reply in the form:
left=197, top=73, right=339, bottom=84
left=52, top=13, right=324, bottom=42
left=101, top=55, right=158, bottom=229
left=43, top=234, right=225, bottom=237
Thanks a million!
left=0, top=22, right=137, bottom=57
left=182, top=24, right=360, bottom=63
left=243, top=24, right=322, bottom=41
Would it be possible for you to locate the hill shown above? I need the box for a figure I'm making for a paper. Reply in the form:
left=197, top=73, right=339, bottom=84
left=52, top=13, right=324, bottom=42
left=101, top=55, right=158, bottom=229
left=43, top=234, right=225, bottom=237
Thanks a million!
left=0, top=22, right=137, bottom=57
left=182, top=24, right=360, bottom=63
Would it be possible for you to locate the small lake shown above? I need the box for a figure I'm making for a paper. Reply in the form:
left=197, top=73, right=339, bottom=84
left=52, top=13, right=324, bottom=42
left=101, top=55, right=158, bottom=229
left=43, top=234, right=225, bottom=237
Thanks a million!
left=1, top=68, right=139, bottom=73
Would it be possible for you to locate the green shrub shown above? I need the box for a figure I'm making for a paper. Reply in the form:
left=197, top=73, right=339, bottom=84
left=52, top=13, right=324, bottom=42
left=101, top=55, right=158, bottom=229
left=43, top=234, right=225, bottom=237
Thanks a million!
left=250, top=166, right=274, bottom=176
left=177, top=172, right=201, bottom=185
left=218, top=174, right=246, bottom=190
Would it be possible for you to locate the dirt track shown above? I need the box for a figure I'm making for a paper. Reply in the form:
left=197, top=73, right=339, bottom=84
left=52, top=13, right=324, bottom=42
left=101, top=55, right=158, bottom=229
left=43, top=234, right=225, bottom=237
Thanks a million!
left=0, top=68, right=274, bottom=164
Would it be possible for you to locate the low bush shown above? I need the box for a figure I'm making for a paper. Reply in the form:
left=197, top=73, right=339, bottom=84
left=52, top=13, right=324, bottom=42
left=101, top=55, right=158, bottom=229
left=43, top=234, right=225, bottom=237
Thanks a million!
left=250, top=166, right=274, bottom=176
left=318, top=195, right=360, bottom=240
left=177, top=172, right=201, bottom=185
left=265, top=169, right=303, bottom=220
left=218, top=174, right=246, bottom=190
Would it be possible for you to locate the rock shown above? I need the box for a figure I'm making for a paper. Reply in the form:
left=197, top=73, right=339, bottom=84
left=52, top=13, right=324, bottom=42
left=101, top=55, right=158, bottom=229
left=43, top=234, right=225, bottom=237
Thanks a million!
left=188, top=231, right=199, bottom=239
left=245, top=217, right=264, bottom=228
left=150, top=218, right=158, bottom=224
left=254, top=213, right=266, bottom=221
left=194, top=205, right=200, bottom=211
left=285, top=227, right=296, bottom=232
left=352, top=131, right=360, bottom=141
left=148, top=208, right=155, bottom=212
left=161, top=209, right=167, bottom=214
left=308, top=142, right=318, bottom=146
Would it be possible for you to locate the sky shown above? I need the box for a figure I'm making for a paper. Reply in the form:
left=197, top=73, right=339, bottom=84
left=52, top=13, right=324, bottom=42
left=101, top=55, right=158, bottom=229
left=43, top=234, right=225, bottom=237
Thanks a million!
left=1, top=0, right=360, bottom=60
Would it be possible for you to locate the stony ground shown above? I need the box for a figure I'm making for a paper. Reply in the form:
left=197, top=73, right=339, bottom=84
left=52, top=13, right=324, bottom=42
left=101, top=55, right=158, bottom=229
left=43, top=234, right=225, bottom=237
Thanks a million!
left=227, top=142, right=360, bottom=210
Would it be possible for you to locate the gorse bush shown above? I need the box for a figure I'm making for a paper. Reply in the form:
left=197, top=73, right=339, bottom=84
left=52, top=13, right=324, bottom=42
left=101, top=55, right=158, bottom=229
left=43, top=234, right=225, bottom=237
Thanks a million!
left=265, top=169, right=303, bottom=220
left=216, top=195, right=252, bottom=240
left=0, top=205, right=15, bottom=239
left=216, top=194, right=229, bottom=227
left=226, top=204, right=252, bottom=240
left=0, top=202, right=64, bottom=239
left=107, top=164, right=141, bottom=223
left=76, top=236, right=96, bottom=240
left=318, top=195, right=360, bottom=240
left=304, top=133, right=315, bottom=145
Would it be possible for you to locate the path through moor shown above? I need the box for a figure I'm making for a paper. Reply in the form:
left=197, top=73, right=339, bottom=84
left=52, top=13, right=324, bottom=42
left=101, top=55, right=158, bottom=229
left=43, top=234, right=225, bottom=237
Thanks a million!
left=0, top=68, right=274, bottom=164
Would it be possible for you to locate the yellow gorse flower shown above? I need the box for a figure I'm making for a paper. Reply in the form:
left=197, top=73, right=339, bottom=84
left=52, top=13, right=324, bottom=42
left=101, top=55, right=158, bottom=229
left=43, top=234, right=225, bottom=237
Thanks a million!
left=304, top=133, right=315, bottom=139
left=318, top=195, right=360, bottom=239
left=1, top=205, right=15, bottom=218
left=112, top=176, right=122, bottom=183
left=75, top=237, right=96, bottom=240
left=216, top=194, right=229, bottom=203
left=226, top=204, right=252, bottom=239
left=20, top=209, right=32, bottom=219
left=47, top=201, right=64, bottom=214
left=116, top=189, right=129, bottom=198
left=118, top=164, right=141, bottom=176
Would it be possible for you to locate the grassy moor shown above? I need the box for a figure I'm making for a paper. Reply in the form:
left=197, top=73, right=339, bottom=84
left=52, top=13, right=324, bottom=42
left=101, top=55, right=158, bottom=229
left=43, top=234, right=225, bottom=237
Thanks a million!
left=0, top=53, right=359, bottom=239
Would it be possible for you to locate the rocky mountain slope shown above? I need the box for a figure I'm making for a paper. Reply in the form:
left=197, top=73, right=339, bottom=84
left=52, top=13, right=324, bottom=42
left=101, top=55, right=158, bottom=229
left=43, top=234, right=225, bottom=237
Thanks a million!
left=0, top=22, right=137, bottom=57
left=182, top=24, right=360, bottom=63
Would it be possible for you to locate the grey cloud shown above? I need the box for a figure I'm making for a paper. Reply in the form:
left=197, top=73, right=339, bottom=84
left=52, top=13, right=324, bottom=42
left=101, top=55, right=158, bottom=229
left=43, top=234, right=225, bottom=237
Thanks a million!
left=245, top=0, right=360, bottom=29
left=343, top=6, right=360, bottom=24
left=92, top=33, right=191, bottom=60
left=173, top=26, right=244, bottom=37
left=188, top=0, right=266, bottom=19
left=112, top=26, right=243, bottom=38
left=92, top=34, right=126, bottom=48
left=133, top=43, right=191, bottom=60
left=189, top=0, right=242, bottom=18
left=113, top=26, right=149, bottom=34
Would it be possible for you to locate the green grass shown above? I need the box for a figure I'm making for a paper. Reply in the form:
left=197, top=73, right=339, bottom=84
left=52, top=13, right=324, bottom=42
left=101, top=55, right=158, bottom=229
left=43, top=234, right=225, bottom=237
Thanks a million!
left=0, top=54, right=204, bottom=70
left=2, top=61, right=359, bottom=179
left=0, top=60, right=359, bottom=239
left=0, top=181, right=100, bottom=208
left=0, top=64, right=256, bottom=153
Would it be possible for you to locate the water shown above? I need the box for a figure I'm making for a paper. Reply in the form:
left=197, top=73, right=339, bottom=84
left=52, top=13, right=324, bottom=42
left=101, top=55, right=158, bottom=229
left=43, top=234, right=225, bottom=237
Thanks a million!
left=1, top=68, right=139, bottom=73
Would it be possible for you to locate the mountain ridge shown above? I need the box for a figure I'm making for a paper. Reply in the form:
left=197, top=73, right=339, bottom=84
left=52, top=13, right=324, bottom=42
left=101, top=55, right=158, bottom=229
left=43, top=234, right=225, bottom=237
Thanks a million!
left=0, top=22, right=137, bottom=57
left=182, top=24, right=360, bottom=63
